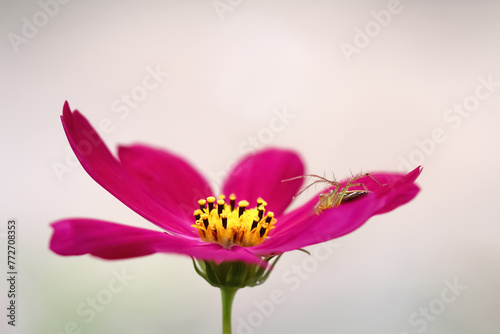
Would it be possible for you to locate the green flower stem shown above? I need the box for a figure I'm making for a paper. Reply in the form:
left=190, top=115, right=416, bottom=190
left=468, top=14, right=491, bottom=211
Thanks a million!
left=221, top=286, right=238, bottom=334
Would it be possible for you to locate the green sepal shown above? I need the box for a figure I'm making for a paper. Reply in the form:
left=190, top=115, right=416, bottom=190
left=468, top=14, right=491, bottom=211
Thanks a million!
left=191, top=258, right=208, bottom=281
left=253, top=254, right=282, bottom=285
left=226, top=261, right=247, bottom=287
left=296, top=248, right=311, bottom=256
left=192, top=255, right=284, bottom=289
left=204, top=260, right=223, bottom=287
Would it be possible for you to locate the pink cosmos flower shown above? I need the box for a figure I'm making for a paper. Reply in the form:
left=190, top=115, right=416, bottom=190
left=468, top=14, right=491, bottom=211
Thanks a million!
left=50, top=102, right=421, bottom=267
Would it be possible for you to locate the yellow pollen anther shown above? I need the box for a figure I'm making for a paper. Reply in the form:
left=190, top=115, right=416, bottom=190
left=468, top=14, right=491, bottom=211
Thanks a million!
left=192, top=195, right=276, bottom=248
left=229, top=194, right=236, bottom=211
left=193, top=209, right=202, bottom=220
left=251, top=217, right=260, bottom=230
left=257, top=206, right=265, bottom=220
left=265, top=212, right=274, bottom=223
left=201, top=214, right=209, bottom=228
left=238, top=200, right=249, bottom=218
left=217, top=199, right=225, bottom=215
left=207, top=196, right=216, bottom=212
left=221, top=213, right=228, bottom=229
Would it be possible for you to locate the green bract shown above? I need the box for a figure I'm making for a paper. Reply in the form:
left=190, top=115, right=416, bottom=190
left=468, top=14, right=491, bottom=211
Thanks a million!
left=193, top=256, right=282, bottom=288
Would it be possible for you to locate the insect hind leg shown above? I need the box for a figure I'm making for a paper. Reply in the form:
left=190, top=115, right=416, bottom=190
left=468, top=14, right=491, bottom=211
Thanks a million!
left=284, top=174, right=341, bottom=198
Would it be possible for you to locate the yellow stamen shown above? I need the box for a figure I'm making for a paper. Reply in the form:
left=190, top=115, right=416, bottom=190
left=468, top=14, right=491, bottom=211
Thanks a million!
left=207, top=196, right=216, bottom=212
left=229, top=194, right=236, bottom=211
left=192, top=195, right=276, bottom=248
left=217, top=199, right=225, bottom=215
left=238, top=200, right=249, bottom=218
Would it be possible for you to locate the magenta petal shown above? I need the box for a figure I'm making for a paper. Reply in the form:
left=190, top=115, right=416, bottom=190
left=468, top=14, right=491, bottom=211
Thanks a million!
left=252, top=196, right=379, bottom=255
left=50, top=219, right=264, bottom=265
left=222, top=148, right=305, bottom=216
left=61, top=102, right=195, bottom=236
left=369, top=166, right=422, bottom=214
left=252, top=168, right=421, bottom=255
left=118, top=144, right=213, bottom=220
left=51, top=218, right=182, bottom=259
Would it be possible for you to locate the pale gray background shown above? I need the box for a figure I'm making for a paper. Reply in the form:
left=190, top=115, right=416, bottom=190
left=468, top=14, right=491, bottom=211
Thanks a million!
left=1, top=0, right=499, bottom=333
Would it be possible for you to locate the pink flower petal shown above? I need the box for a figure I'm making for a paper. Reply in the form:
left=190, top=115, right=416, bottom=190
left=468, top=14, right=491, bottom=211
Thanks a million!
left=118, top=144, right=213, bottom=221
left=50, top=219, right=264, bottom=265
left=222, top=148, right=304, bottom=216
left=364, top=166, right=422, bottom=214
left=61, top=102, right=195, bottom=236
left=252, top=168, right=421, bottom=255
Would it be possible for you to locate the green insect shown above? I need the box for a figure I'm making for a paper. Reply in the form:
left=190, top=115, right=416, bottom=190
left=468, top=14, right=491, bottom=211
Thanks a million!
left=285, top=173, right=382, bottom=215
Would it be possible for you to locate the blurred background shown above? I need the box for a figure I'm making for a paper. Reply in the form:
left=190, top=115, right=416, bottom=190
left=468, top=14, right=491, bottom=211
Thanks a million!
left=1, top=0, right=499, bottom=333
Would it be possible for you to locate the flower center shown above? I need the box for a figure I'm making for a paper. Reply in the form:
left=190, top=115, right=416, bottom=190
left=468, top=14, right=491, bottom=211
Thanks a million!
left=192, top=194, right=276, bottom=248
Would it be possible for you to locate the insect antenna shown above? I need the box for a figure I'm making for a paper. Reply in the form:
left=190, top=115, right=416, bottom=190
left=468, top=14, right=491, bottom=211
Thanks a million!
left=282, top=174, right=340, bottom=198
